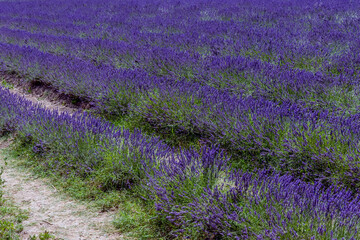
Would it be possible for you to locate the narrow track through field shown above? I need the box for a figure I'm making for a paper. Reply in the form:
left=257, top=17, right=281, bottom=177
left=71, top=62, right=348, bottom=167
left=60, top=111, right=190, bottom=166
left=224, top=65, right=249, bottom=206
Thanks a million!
left=0, top=84, right=123, bottom=240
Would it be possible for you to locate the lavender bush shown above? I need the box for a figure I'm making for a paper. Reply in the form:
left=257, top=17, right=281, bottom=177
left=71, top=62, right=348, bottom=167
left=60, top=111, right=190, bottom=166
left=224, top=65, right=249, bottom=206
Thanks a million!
left=1, top=0, right=360, bottom=238
left=0, top=86, right=359, bottom=238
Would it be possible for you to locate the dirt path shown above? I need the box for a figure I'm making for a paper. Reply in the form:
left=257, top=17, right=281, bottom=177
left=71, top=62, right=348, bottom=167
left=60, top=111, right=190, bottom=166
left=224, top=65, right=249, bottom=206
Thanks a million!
left=1, top=71, right=80, bottom=114
left=8, top=87, right=77, bottom=114
left=7, top=86, right=78, bottom=115
left=0, top=139, right=122, bottom=240
left=0, top=79, right=123, bottom=239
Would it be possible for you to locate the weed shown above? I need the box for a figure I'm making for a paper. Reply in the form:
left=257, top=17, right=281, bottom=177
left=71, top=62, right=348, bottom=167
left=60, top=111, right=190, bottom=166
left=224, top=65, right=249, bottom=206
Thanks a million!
left=28, top=231, right=58, bottom=240
left=0, top=78, right=14, bottom=89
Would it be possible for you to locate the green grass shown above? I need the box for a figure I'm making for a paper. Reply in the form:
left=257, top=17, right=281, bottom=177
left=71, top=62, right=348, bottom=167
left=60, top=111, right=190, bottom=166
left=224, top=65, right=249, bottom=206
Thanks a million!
left=28, top=231, right=57, bottom=240
left=0, top=78, right=14, bottom=90
left=4, top=138, right=165, bottom=239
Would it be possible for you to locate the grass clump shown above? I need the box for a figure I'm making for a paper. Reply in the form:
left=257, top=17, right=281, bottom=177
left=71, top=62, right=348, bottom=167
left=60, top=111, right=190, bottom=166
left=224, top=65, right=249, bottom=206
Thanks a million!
left=28, top=231, right=57, bottom=240
left=1, top=86, right=360, bottom=239
left=8, top=138, right=163, bottom=239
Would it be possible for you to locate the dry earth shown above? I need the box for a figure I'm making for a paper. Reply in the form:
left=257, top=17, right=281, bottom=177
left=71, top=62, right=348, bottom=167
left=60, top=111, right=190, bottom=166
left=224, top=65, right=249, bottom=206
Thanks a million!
left=7, top=86, right=77, bottom=115
left=1, top=71, right=87, bottom=114
left=0, top=81, right=123, bottom=239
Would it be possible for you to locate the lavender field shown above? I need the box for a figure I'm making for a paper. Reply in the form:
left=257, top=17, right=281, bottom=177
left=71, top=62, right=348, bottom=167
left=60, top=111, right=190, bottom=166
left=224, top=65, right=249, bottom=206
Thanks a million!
left=0, top=0, right=360, bottom=239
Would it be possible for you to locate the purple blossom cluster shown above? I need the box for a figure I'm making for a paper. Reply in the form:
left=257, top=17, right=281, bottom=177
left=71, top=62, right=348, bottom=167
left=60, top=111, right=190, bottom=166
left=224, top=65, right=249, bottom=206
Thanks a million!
left=0, top=40, right=360, bottom=190
left=1, top=0, right=360, bottom=238
left=0, top=86, right=359, bottom=239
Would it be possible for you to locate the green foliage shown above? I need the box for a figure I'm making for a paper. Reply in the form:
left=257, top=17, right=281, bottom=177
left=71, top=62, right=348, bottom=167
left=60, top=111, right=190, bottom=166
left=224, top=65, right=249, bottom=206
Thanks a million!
left=113, top=190, right=162, bottom=239
left=0, top=78, right=14, bottom=90
left=28, top=231, right=56, bottom=240
left=8, top=137, right=163, bottom=238
left=132, top=89, right=205, bottom=147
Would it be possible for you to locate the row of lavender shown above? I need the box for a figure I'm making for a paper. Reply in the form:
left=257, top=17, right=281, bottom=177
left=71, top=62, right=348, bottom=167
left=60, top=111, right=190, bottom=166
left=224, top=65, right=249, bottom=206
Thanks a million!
left=0, top=86, right=359, bottom=239
left=0, top=26, right=359, bottom=115
left=0, top=0, right=358, bottom=61
left=0, top=0, right=360, bottom=107
left=1, top=0, right=359, bottom=128
left=1, top=40, right=360, bottom=191
left=1, top=0, right=360, bottom=76
left=0, top=0, right=359, bottom=236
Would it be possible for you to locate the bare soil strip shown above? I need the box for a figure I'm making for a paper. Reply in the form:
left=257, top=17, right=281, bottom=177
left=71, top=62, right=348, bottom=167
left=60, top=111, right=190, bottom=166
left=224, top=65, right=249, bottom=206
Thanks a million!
left=0, top=81, right=123, bottom=239
left=1, top=71, right=88, bottom=114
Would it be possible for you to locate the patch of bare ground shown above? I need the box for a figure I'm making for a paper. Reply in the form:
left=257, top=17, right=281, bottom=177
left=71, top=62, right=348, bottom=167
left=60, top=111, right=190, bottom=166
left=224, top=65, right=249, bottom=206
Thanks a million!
left=0, top=71, right=92, bottom=114
left=0, top=138, right=123, bottom=240
left=0, top=73, right=125, bottom=239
